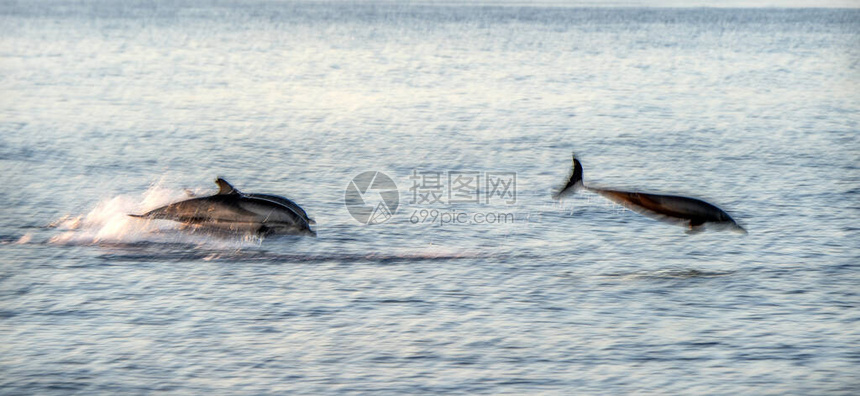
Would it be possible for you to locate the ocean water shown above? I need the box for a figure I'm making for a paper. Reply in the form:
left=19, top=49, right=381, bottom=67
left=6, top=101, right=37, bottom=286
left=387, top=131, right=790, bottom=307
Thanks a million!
left=1, top=1, right=859, bottom=394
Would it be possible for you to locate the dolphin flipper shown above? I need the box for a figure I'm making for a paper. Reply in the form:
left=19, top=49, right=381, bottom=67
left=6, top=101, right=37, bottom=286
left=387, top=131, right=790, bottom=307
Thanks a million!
left=686, top=226, right=705, bottom=235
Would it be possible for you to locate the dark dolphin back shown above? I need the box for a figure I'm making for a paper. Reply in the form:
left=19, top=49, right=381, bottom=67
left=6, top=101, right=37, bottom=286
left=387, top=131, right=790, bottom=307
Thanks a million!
left=245, top=193, right=316, bottom=225
left=216, top=178, right=315, bottom=225
left=596, top=189, right=744, bottom=230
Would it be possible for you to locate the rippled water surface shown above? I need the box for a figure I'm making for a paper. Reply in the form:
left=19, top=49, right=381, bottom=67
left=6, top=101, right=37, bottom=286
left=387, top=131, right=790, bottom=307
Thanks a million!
left=1, top=1, right=859, bottom=394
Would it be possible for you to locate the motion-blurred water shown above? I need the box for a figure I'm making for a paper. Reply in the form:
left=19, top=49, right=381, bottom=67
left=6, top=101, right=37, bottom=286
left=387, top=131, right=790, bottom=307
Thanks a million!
left=1, top=1, right=859, bottom=394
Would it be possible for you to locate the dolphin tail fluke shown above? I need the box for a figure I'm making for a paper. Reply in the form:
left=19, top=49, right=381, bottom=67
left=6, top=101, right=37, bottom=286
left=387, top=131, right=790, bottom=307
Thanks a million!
left=553, top=153, right=584, bottom=199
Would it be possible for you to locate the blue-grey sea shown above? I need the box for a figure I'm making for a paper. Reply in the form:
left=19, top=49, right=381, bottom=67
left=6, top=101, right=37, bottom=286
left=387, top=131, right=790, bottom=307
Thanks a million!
left=1, top=1, right=859, bottom=394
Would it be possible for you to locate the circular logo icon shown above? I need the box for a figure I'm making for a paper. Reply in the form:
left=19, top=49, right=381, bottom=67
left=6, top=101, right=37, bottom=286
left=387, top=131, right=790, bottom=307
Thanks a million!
left=345, top=171, right=399, bottom=224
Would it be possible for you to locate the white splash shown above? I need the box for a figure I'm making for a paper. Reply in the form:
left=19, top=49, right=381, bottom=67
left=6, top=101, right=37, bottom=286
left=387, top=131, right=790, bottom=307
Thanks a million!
left=15, top=233, right=33, bottom=245
left=48, top=183, right=262, bottom=248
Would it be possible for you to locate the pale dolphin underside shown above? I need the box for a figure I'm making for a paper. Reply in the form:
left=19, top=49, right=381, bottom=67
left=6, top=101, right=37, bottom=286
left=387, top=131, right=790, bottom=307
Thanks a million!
left=554, top=154, right=746, bottom=234
left=130, top=178, right=315, bottom=236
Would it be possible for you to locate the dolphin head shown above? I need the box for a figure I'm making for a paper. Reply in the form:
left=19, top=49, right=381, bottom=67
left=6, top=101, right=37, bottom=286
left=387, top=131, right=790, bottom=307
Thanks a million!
left=713, top=211, right=747, bottom=234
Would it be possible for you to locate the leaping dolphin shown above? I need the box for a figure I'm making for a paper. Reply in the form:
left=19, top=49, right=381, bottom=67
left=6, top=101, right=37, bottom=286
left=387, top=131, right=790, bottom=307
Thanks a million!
left=554, top=154, right=746, bottom=234
left=130, top=178, right=315, bottom=236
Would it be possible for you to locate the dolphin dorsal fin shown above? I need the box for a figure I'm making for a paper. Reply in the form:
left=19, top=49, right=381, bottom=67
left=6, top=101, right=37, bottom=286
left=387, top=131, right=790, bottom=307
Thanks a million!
left=215, top=178, right=240, bottom=195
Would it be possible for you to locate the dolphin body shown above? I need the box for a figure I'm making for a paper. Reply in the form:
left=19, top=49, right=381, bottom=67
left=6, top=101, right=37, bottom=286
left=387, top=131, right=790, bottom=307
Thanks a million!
left=554, top=155, right=746, bottom=234
left=130, top=178, right=315, bottom=236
